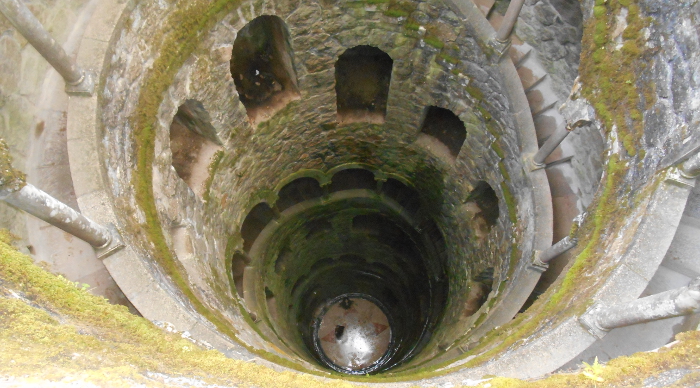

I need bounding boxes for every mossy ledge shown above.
[2,231,698,386]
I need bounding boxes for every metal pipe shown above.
[496,0,526,42]
[584,277,700,334]
[532,125,571,168]
[0,0,93,94]
[0,184,112,248]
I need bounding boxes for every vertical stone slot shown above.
[230,15,300,124]
[419,106,467,158]
[241,202,276,252]
[275,177,324,212]
[335,45,393,124]
[329,168,377,193]
[231,252,251,298]
[463,267,494,318]
[464,181,499,238]
[169,99,223,197]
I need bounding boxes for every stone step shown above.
[510,44,531,68]
[517,65,548,92]
[527,89,558,116]
[472,0,495,17]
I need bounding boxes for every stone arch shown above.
[275,177,324,212]
[335,45,393,124]
[169,99,223,197]
[240,202,276,252]
[230,15,300,124]
[419,106,467,158]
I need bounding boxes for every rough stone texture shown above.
[515,0,583,100]
[100,0,545,368]
[637,0,700,170]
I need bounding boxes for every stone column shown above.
[680,152,700,179]
[0,139,118,252]
[1,184,112,248]
[531,125,573,169]
[531,235,578,270]
[495,0,526,42]
[0,0,94,95]
[579,278,700,338]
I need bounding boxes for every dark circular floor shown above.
[314,295,392,373]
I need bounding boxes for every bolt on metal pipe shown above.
[1,184,112,248]
[580,277,700,338]
[0,0,94,95]
[496,0,526,42]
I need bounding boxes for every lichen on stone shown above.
[0,139,26,192]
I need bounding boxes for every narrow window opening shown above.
[231,252,251,298]
[276,177,324,212]
[335,45,393,124]
[230,15,300,124]
[464,181,499,238]
[241,203,276,252]
[463,267,494,318]
[329,168,377,193]
[170,99,223,197]
[419,106,467,158]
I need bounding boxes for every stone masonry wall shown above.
[100,0,542,363]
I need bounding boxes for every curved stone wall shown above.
[97,0,552,375]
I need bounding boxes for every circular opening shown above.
[313,294,394,374]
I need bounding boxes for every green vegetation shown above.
[579,0,653,157]
[0,232,353,387]
[131,0,248,351]
[0,139,26,192]
[424,35,445,49]
[202,150,224,203]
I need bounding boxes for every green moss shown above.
[491,141,505,159]
[499,182,517,224]
[403,20,421,31]
[465,84,485,102]
[0,237,358,387]
[131,0,248,350]
[579,0,653,159]
[424,35,445,49]
[384,8,409,17]
[0,139,26,192]
[437,52,460,65]
[202,150,224,203]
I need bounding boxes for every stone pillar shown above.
[0,139,120,255]
[0,0,94,95]
[680,152,700,179]
[495,0,526,42]
[579,278,700,339]
[531,125,572,169]
[1,184,112,248]
[531,235,578,269]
